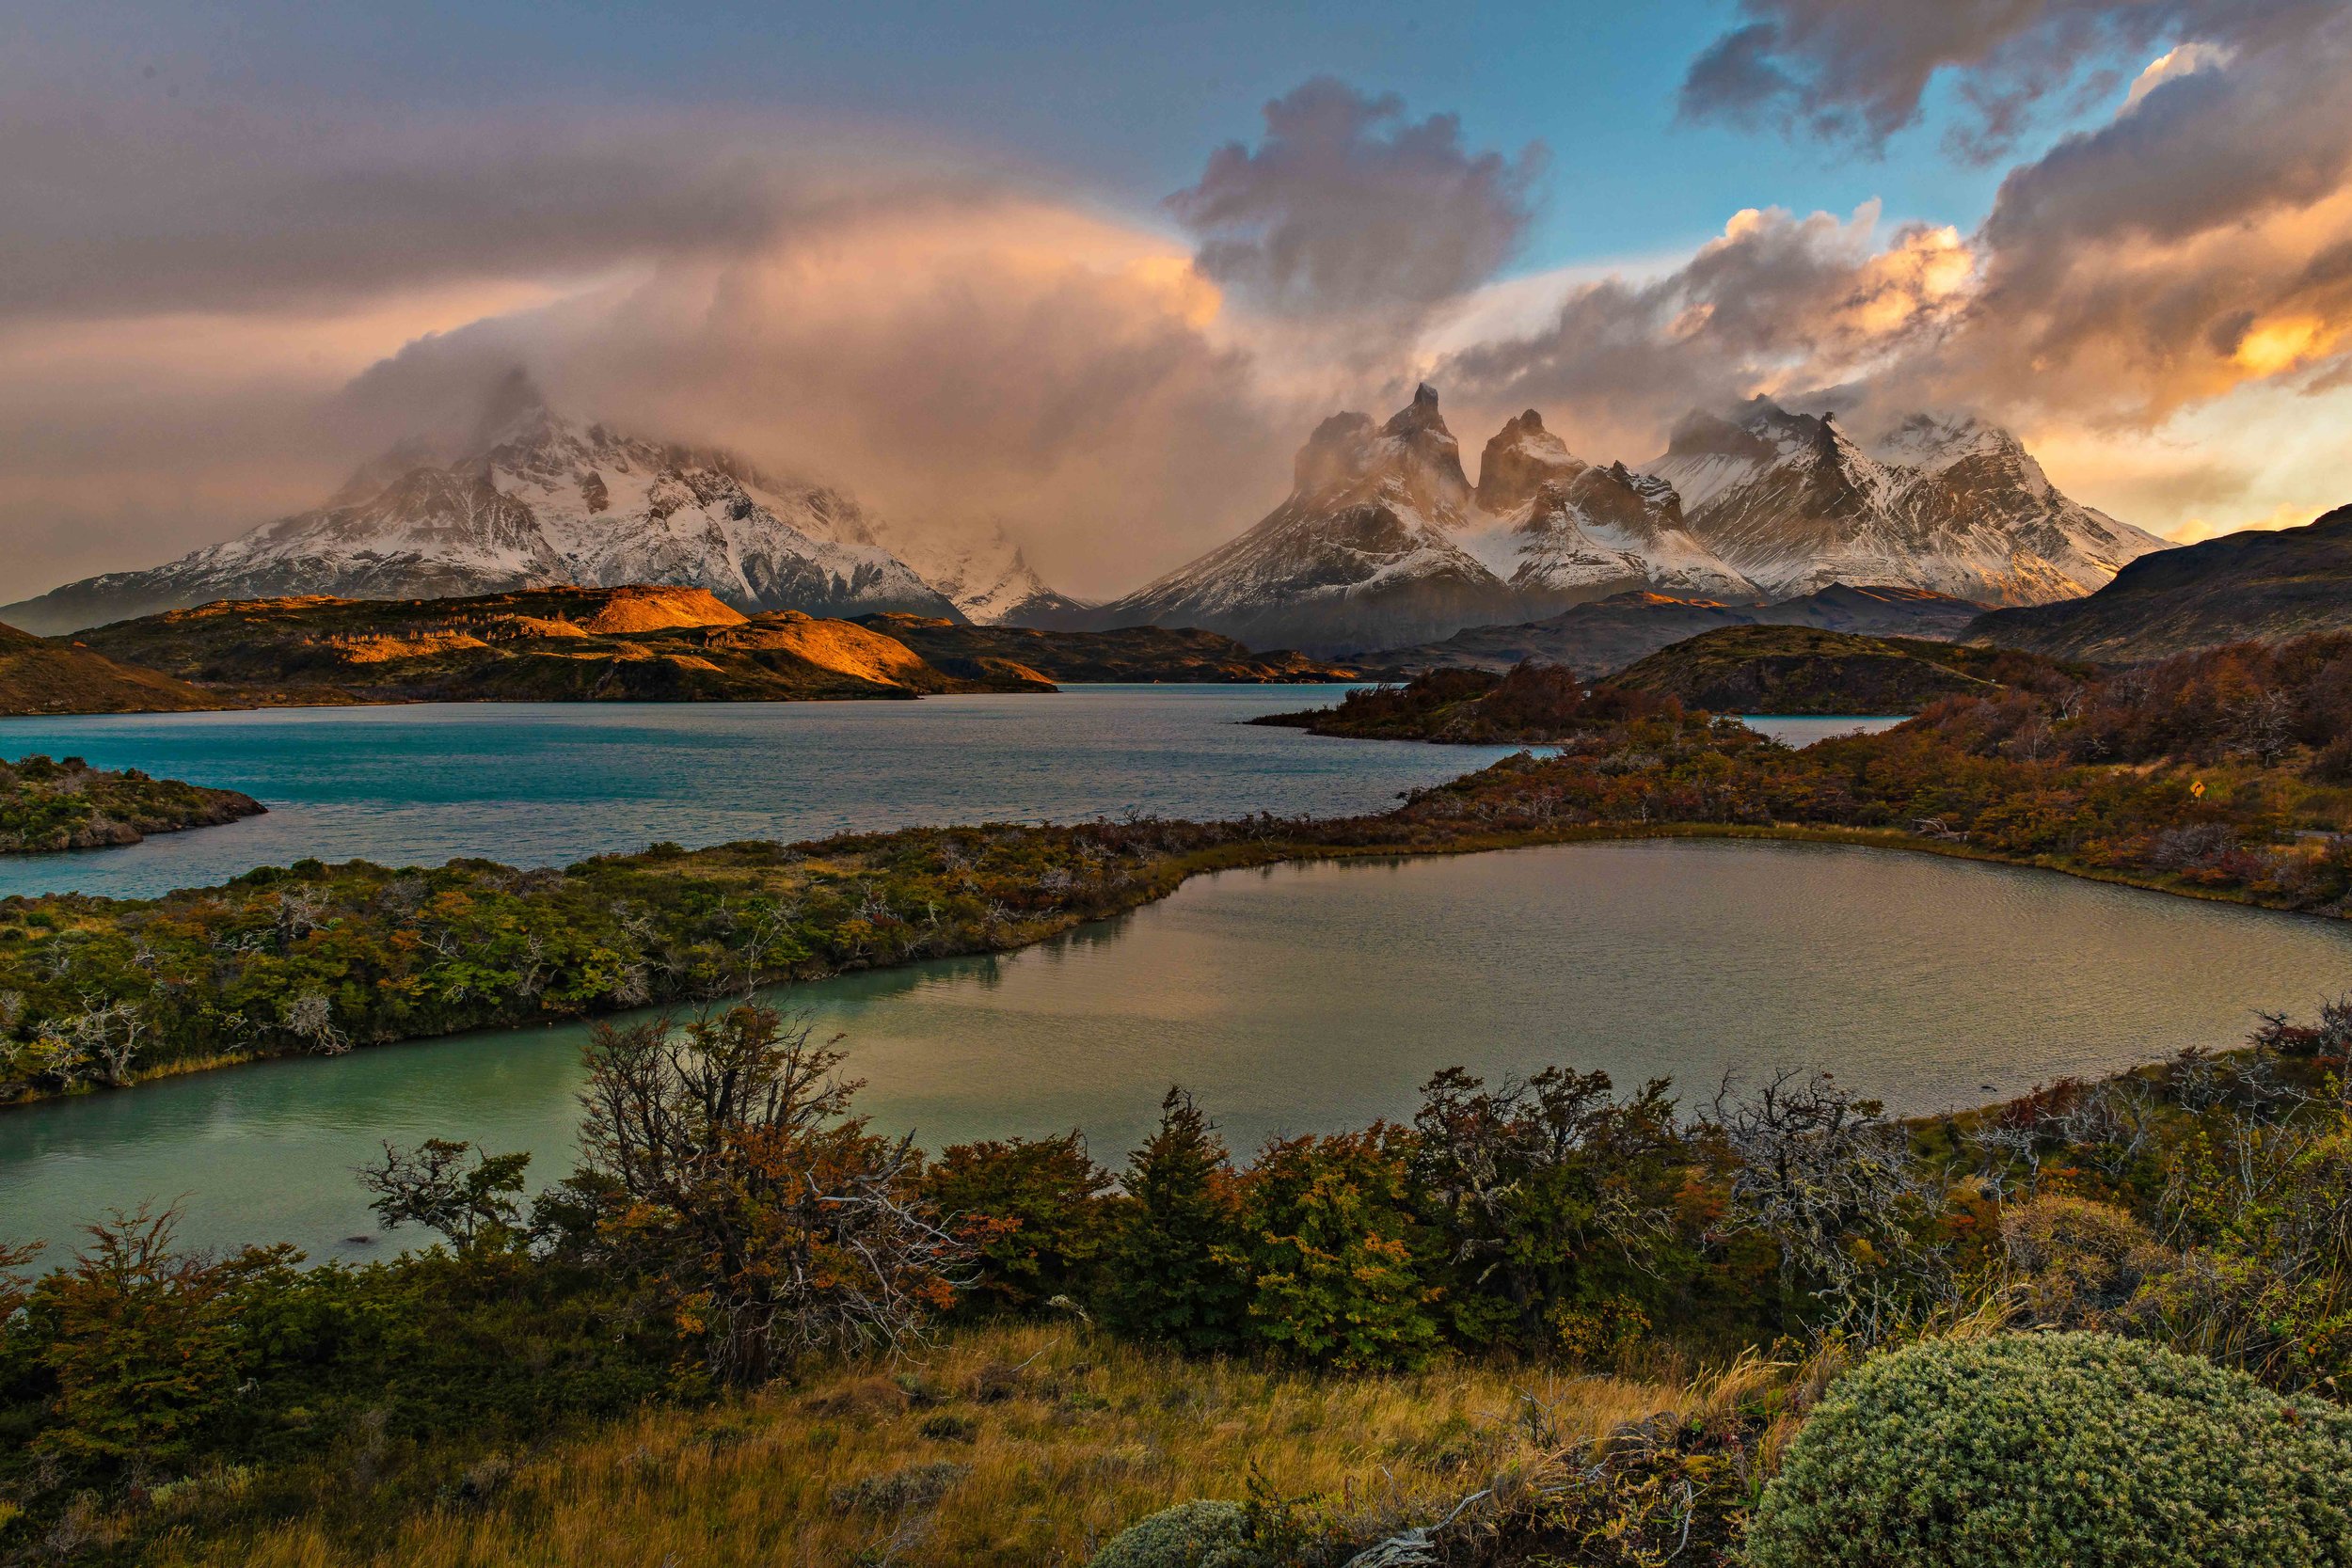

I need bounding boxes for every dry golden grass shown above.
[173,1324,1692,1568]
[723,612,941,687]
[577,587,747,634]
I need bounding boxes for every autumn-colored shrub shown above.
[923,1130,1116,1313]
[1230,1126,1438,1370]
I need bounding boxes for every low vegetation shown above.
[1610,625,2091,715]
[11,632,2352,1103]
[854,615,1361,685]
[1747,1333,2352,1568]
[19,588,1361,713]
[11,989,2352,1564]
[61,587,1024,705]
[0,624,226,719]
[0,756,262,857]
[1248,662,1680,742]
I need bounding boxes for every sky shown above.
[4,0,2349,598]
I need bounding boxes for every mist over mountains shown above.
[2,374,2173,653]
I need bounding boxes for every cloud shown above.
[1453,0,2352,499]
[1166,79,1547,327]
[1890,7,2352,427]
[343,194,1297,595]
[1677,0,2327,157]
[0,137,1310,600]
[1435,203,1973,459]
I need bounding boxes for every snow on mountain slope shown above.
[1458,459,1757,607]
[822,512,1089,626]
[0,376,1044,634]
[1091,386,1518,654]
[1644,399,2170,606]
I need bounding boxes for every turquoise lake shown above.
[0,687,1540,900]
[2,692,2311,1266]
[7,837,2348,1262]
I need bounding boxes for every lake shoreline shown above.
[7,813,2341,1112]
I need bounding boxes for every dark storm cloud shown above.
[1677,0,2328,157]
[0,100,982,323]
[1166,78,1549,319]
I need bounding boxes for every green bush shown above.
[1748,1332,2352,1568]
[1088,1499,1260,1568]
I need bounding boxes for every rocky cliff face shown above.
[1088,385,1519,653]
[1472,408,1587,514]
[1645,400,2169,606]
[1094,392,1763,654]
[1,378,1074,635]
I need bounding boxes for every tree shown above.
[1411,1065,1687,1352]
[1709,1069,1938,1341]
[1097,1088,1248,1352]
[575,1004,961,1384]
[923,1131,1115,1313]
[1234,1127,1438,1370]
[358,1137,532,1253]
[29,1204,293,1471]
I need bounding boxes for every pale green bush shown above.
[1748,1332,2352,1568]
[1089,1499,1262,1568]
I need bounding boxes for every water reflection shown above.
[6,837,2348,1262]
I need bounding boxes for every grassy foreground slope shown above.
[188,1323,1691,1568]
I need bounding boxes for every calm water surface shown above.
[7,838,2348,1261]
[0,688,1539,899]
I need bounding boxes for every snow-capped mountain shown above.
[1645,399,2170,606]
[1471,408,1587,513]
[1,376,1076,635]
[1458,425,1758,609]
[1093,394,1756,654]
[1089,386,1522,653]
[823,513,1090,626]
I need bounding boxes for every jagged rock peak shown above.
[1382,381,1449,436]
[1284,387,1470,524]
[1476,407,1589,514]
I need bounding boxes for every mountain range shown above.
[4,375,2174,655]
[1078,388,2170,655]
[0,374,1078,637]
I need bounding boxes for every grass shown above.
[152,1323,1692,1568]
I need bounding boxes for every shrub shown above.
[1088,1499,1261,1568]
[1747,1332,2352,1568]
[1999,1195,2169,1329]
[1232,1127,1438,1370]
[924,1131,1116,1313]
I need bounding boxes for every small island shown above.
[1257,626,2097,741]
[0,753,264,854]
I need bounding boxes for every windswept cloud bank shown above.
[7,0,2352,601]
[1442,0,2352,533]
